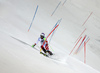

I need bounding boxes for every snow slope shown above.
[0,0,100,73]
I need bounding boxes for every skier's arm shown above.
[32,38,40,47]
[32,43,36,47]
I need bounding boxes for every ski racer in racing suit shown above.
[32,33,53,55]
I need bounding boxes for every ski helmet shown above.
[40,33,45,38]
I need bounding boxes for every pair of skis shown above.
[40,52,49,57]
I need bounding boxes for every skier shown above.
[32,33,53,55]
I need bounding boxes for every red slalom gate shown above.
[86,38,90,43]
[82,12,93,26]
[42,24,59,46]
[75,35,86,54]
[47,24,59,39]
[69,36,82,55]
[75,28,86,43]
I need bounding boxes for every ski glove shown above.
[32,43,36,47]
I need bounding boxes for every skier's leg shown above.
[41,45,46,53]
[47,50,53,55]
[45,44,53,55]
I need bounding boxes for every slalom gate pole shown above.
[51,1,61,16]
[82,12,93,26]
[69,36,82,55]
[76,36,90,53]
[49,19,62,44]
[75,35,86,54]
[49,30,55,44]
[84,42,86,63]
[47,25,59,39]
[74,36,89,54]
[86,38,90,43]
[48,18,62,35]
[75,28,86,43]
[51,19,62,31]
[62,0,67,6]
[75,41,84,54]
[28,5,38,32]
[42,24,59,46]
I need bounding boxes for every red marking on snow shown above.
[69,36,82,55]
[82,12,93,26]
